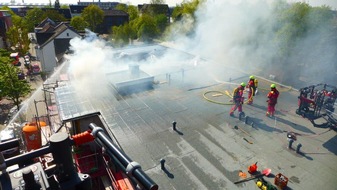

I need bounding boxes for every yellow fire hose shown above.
[203,78,294,106]
[203,87,254,105]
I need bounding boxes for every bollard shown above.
[251,122,254,128]
[296,143,302,153]
[160,159,166,170]
[172,121,177,131]
[288,139,294,149]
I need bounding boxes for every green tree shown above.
[70,16,89,31]
[172,0,204,21]
[0,51,32,110]
[115,4,128,12]
[307,6,334,32]
[23,7,45,32]
[268,2,337,84]
[0,7,30,55]
[42,9,67,22]
[155,14,168,33]
[136,14,158,42]
[127,5,139,21]
[112,24,132,46]
[115,4,138,21]
[0,6,16,16]
[81,5,104,32]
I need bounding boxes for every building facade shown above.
[35,19,80,74]
[0,10,12,49]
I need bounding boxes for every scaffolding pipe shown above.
[5,146,50,167]
[0,138,20,152]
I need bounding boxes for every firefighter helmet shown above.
[250,75,255,79]
[241,82,246,87]
[271,84,276,88]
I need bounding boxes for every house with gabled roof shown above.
[35,18,81,74]
[69,5,129,34]
[97,9,129,34]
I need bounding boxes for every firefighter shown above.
[230,82,246,116]
[246,75,257,105]
[266,84,279,117]
[254,76,259,95]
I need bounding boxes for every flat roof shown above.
[53,44,337,190]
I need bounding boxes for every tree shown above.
[266,2,337,84]
[81,5,104,32]
[127,5,139,21]
[70,16,89,31]
[23,7,45,32]
[112,24,132,46]
[42,9,67,22]
[135,14,158,42]
[172,0,204,21]
[155,14,168,33]
[0,7,30,54]
[116,4,138,21]
[115,4,128,12]
[150,0,165,4]
[0,50,32,110]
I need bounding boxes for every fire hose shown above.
[203,87,254,105]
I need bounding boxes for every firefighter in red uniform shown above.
[230,82,246,116]
[266,84,279,117]
[246,75,257,105]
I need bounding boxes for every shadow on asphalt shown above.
[247,117,283,133]
[323,134,337,155]
[274,117,316,134]
[162,167,174,179]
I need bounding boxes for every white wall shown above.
[56,29,80,39]
[38,28,81,73]
[41,42,56,73]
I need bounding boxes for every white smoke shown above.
[66,30,129,98]
[65,0,336,91]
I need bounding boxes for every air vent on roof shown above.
[106,64,154,95]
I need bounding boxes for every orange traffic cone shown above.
[248,162,258,174]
